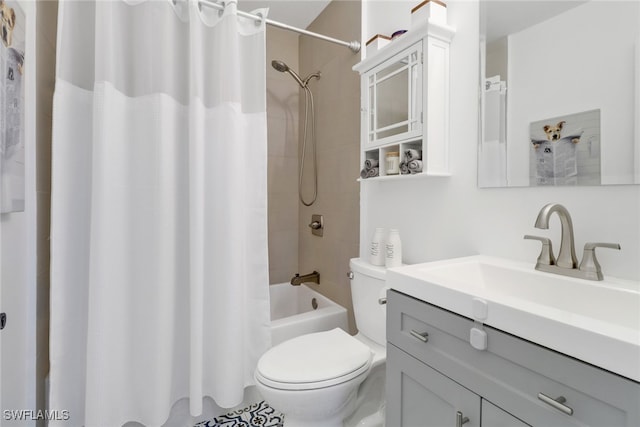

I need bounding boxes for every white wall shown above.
[507,1,638,186]
[362,0,414,60]
[1,0,37,423]
[361,0,640,282]
[485,36,506,80]
[1,212,30,419]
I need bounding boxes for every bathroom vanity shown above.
[385,256,640,427]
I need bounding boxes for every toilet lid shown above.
[256,328,372,390]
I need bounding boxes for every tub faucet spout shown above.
[290,271,320,286]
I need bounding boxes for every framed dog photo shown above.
[529,109,601,186]
[0,0,25,213]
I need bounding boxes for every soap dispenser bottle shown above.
[370,228,385,266]
[385,229,402,268]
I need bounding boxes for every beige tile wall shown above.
[266,27,300,284]
[36,0,57,421]
[298,0,361,333]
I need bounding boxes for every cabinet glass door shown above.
[367,42,422,146]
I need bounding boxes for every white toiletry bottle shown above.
[370,228,385,266]
[385,229,402,268]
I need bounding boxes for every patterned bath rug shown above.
[194,401,284,427]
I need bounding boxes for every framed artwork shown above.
[0,0,25,213]
[529,109,601,186]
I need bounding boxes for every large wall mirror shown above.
[478,0,640,188]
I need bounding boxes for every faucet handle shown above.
[579,242,621,281]
[583,242,621,251]
[524,235,556,266]
[308,221,322,230]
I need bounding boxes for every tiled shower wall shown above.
[266,27,300,284]
[36,0,57,421]
[298,1,361,333]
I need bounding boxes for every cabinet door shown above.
[387,344,480,427]
[363,42,423,148]
[482,400,530,427]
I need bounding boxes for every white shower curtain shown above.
[49,1,271,425]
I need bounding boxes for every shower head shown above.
[271,59,306,88]
[271,60,289,73]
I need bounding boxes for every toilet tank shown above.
[349,258,387,346]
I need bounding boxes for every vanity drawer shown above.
[387,288,473,366]
[478,326,640,427]
[387,290,640,427]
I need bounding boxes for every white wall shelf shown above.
[357,171,451,183]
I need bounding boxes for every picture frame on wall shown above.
[529,109,601,186]
[0,0,25,213]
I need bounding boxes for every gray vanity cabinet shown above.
[386,289,640,427]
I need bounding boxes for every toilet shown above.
[255,258,387,427]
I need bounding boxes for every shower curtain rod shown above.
[197,0,361,53]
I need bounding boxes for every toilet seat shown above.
[255,328,373,391]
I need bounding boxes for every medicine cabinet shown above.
[354,21,455,180]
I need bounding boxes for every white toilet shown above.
[255,258,387,427]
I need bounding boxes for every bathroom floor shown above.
[194,401,283,427]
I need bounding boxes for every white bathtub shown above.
[269,283,348,346]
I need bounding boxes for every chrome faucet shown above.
[525,203,620,281]
[290,271,320,286]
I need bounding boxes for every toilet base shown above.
[281,390,357,427]
[256,363,386,427]
[256,371,365,427]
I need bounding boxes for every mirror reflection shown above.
[377,67,408,130]
[479,0,640,187]
[367,48,421,144]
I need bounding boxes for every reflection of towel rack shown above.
[485,79,506,94]
[480,75,508,186]
[483,81,507,144]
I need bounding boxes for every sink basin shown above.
[387,255,640,381]
[412,257,640,330]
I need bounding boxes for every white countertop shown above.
[387,255,640,382]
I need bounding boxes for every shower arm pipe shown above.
[198,0,361,53]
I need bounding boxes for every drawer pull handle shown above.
[537,393,574,416]
[409,329,429,342]
[455,411,469,427]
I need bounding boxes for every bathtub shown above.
[269,282,348,346]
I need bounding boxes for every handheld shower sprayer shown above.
[271,60,319,88]
[270,59,320,206]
